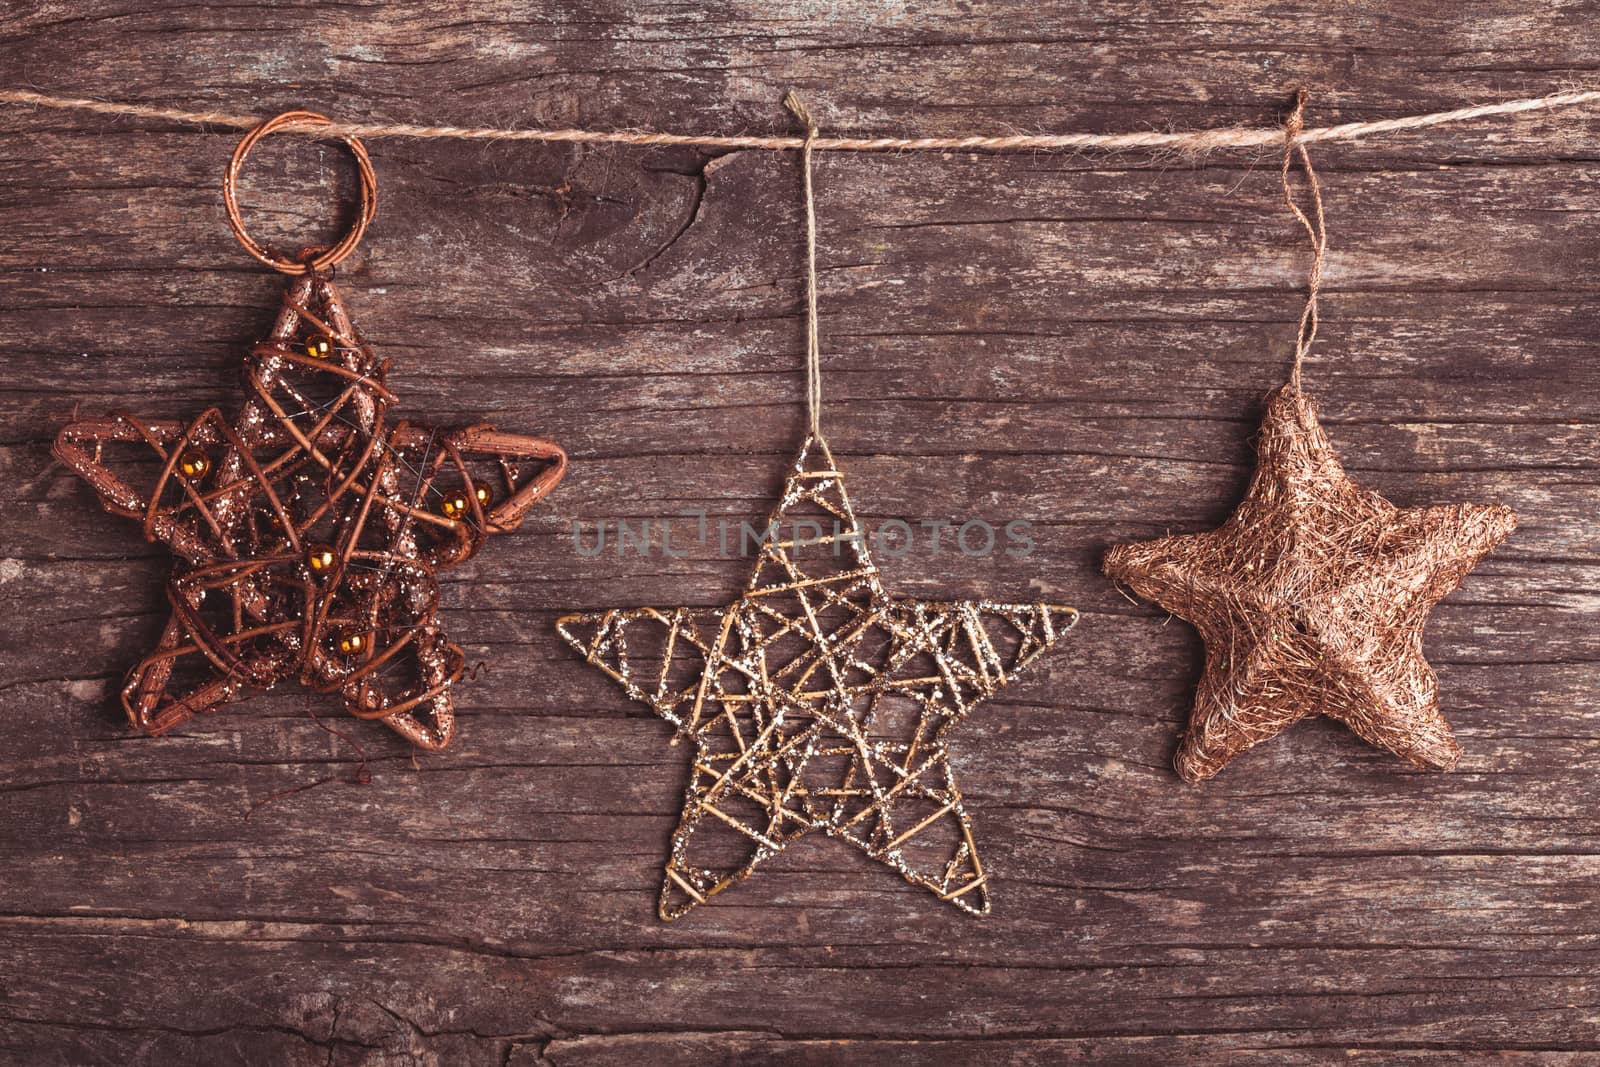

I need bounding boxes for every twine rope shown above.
[3,86,1599,154]
[784,91,824,436]
[1281,90,1328,393]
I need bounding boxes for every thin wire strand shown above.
[1281,90,1329,393]
[785,91,823,437]
[3,86,1598,154]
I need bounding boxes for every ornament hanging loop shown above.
[784,90,823,438]
[1281,89,1328,393]
[223,110,377,275]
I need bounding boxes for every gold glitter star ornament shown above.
[558,435,1078,919]
[1105,386,1515,782]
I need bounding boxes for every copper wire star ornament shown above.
[1105,386,1515,781]
[1105,92,1516,782]
[558,435,1078,918]
[52,111,567,749]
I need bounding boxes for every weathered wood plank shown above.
[3,1,1599,1063]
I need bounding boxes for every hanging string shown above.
[4,86,1599,154]
[785,90,824,438]
[1281,89,1328,394]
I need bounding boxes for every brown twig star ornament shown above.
[1105,92,1516,781]
[53,111,566,749]
[557,94,1078,919]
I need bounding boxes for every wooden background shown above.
[3,2,1598,1063]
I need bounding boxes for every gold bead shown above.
[305,544,337,573]
[305,333,336,360]
[337,631,367,656]
[474,485,492,508]
[440,493,471,520]
[177,449,211,480]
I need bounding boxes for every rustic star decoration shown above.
[1104,385,1516,782]
[557,434,1078,919]
[54,270,566,749]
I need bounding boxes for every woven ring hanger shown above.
[222,109,378,275]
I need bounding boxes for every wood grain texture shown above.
[2,2,1599,1063]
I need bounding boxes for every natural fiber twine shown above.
[4,86,1599,155]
